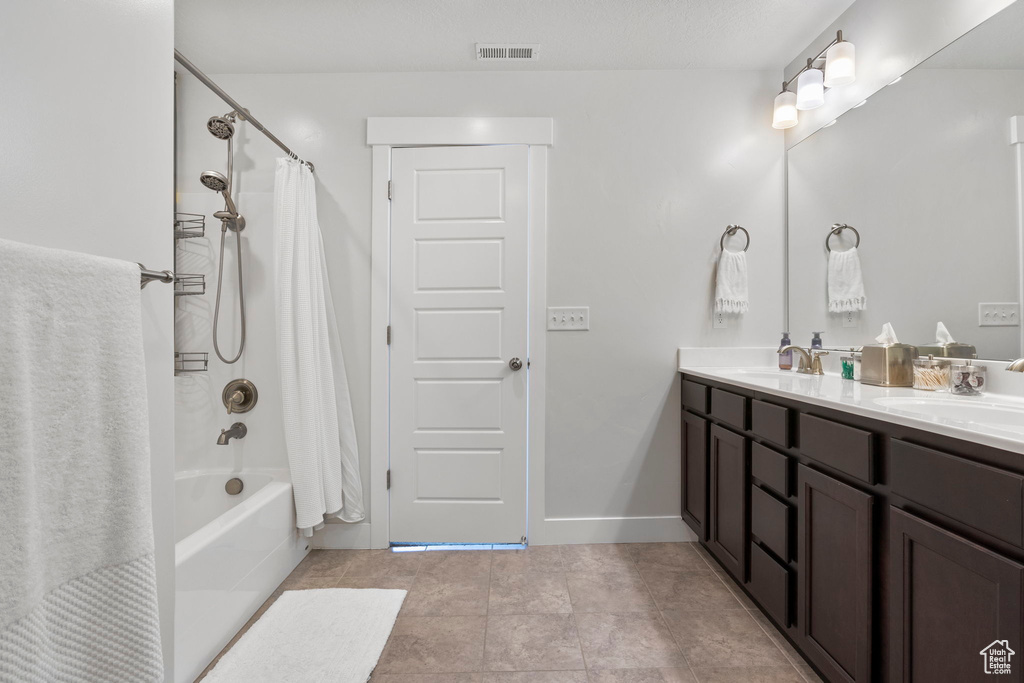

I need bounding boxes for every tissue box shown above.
[860,343,917,387]
[914,342,977,359]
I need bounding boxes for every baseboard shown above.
[529,515,698,546]
[311,521,374,549]
[311,517,698,548]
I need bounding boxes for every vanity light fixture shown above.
[772,30,855,129]
[823,35,856,87]
[796,62,825,110]
[772,87,799,129]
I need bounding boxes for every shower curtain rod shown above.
[174,49,315,171]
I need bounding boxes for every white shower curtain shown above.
[274,158,364,536]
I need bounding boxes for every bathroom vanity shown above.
[678,366,1024,683]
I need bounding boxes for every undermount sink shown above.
[872,397,1024,435]
[730,368,800,380]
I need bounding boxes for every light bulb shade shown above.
[824,40,856,87]
[796,68,825,110]
[772,90,798,129]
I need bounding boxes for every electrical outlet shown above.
[979,302,1020,327]
[547,307,589,331]
[842,310,859,328]
[713,311,728,328]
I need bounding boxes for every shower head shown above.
[207,115,236,140]
[200,170,229,193]
[199,170,238,217]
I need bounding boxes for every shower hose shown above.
[212,223,245,364]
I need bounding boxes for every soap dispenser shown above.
[778,332,792,370]
[811,331,824,350]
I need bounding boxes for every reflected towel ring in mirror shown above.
[826,223,860,252]
[720,224,750,253]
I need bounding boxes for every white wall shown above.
[175,69,785,543]
[788,68,1023,360]
[783,0,1015,147]
[0,1,175,679]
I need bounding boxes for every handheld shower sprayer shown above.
[199,170,243,230]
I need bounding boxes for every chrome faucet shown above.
[779,346,829,375]
[217,422,247,445]
[1008,358,1024,372]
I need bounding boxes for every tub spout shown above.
[217,422,247,445]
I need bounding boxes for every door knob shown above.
[509,357,523,371]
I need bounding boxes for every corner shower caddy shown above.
[174,212,209,376]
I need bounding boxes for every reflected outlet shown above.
[547,307,589,330]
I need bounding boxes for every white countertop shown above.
[677,364,1024,456]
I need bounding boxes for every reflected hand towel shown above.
[828,246,867,312]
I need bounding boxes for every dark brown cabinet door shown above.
[681,411,708,540]
[708,424,748,581]
[798,465,874,683]
[890,507,1024,683]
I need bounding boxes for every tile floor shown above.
[197,543,823,683]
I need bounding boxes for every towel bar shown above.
[138,263,175,288]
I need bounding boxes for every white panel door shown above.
[390,145,529,543]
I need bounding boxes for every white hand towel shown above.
[0,238,163,682]
[828,246,867,312]
[715,250,749,314]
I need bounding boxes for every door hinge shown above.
[387,469,391,489]
[387,180,392,200]
[386,325,391,345]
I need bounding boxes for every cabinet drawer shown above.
[751,484,792,560]
[682,380,710,414]
[798,414,874,484]
[750,541,791,627]
[891,439,1024,547]
[711,388,748,430]
[752,442,789,497]
[751,399,790,447]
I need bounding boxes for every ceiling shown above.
[175,0,856,74]
[919,0,1024,70]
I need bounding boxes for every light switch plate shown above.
[713,311,728,328]
[979,302,1020,327]
[548,307,589,331]
[842,310,859,328]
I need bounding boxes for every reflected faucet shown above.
[779,346,829,375]
[1008,358,1024,372]
[217,422,247,445]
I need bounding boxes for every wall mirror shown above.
[787,0,1024,361]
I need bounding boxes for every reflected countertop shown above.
[678,365,1024,456]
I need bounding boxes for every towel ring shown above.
[720,225,750,253]
[826,223,860,252]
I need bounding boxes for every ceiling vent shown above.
[476,43,540,61]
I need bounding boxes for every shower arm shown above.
[174,49,315,172]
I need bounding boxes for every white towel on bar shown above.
[0,238,163,682]
[715,249,749,314]
[828,246,867,312]
[274,158,365,536]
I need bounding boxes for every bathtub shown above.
[173,469,307,683]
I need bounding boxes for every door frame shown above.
[367,117,553,548]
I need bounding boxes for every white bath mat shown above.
[202,588,406,683]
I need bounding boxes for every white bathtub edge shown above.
[175,527,307,683]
